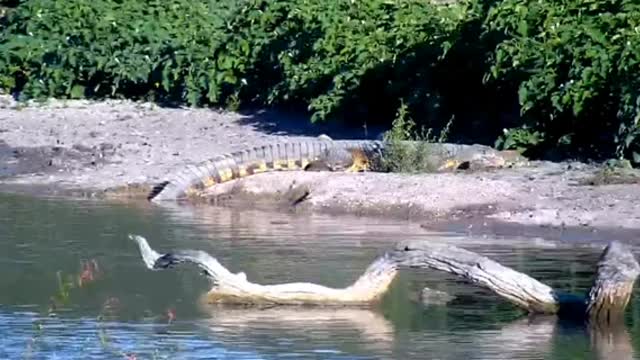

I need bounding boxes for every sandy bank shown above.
[2,95,640,233]
[201,163,640,230]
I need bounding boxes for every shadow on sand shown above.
[233,108,389,140]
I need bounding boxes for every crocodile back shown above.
[148,139,384,201]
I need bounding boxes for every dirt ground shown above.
[2,95,640,240]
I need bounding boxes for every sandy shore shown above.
[2,95,640,237]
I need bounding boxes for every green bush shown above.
[222,0,468,122]
[1,0,639,164]
[483,0,640,161]
[381,101,452,172]
[0,0,241,104]
[0,0,467,112]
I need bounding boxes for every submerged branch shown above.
[390,241,566,313]
[391,240,640,322]
[129,235,398,305]
[130,234,639,324]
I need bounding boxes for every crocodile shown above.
[147,136,528,202]
[147,137,385,201]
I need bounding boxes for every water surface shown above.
[0,192,638,359]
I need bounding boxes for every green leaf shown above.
[70,84,85,99]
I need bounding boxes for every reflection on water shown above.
[0,192,638,359]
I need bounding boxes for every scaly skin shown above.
[147,137,528,202]
[148,138,385,201]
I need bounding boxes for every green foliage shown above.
[0,0,469,113]
[0,0,241,104]
[484,0,640,161]
[50,270,74,308]
[381,101,452,173]
[1,0,640,164]
[221,0,470,122]
[494,126,544,154]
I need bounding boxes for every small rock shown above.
[420,287,455,306]
[72,144,92,153]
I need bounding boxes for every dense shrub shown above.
[483,0,640,161]
[1,0,639,163]
[221,0,468,122]
[0,0,242,104]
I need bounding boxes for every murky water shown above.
[1,192,639,359]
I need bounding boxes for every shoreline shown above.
[2,96,640,243]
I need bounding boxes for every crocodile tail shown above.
[147,139,336,201]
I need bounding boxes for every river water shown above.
[0,191,639,359]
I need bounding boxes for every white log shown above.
[391,240,640,319]
[390,240,566,313]
[129,234,398,305]
[130,233,639,322]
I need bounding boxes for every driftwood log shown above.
[130,235,397,305]
[391,240,640,324]
[129,234,639,324]
[585,242,640,323]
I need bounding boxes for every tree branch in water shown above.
[129,234,398,305]
[130,234,639,325]
[586,241,640,323]
[391,240,639,324]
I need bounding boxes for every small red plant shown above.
[78,259,101,287]
[166,308,176,324]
